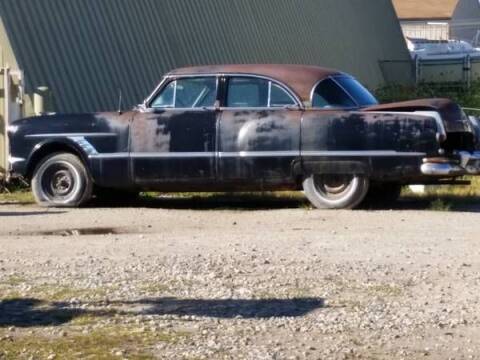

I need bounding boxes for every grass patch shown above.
[139,282,170,295]
[31,285,109,302]
[401,178,480,211]
[428,199,453,212]
[143,191,310,210]
[0,190,34,204]
[366,283,403,297]
[0,284,112,303]
[0,325,184,360]
[2,275,27,286]
[375,81,480,109]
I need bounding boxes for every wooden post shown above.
[1,67,10,184]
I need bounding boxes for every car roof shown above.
[167,64,345,103]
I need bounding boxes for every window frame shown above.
[310,76,364,110]
[148,75,220,110]
[223,75,300,110]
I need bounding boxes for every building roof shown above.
[0,0,412,113]
[393,0,459,20]
[169,64,343,102]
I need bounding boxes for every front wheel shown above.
[302,174,370,209]
[31,153,93,208]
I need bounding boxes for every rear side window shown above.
[227,78,269,108]
[226,77,296,108]
[151,77,217,108]
[270,83,296,107]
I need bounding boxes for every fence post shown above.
[414,55,420,85]
[465,54,472,88]
[3,67,10,184]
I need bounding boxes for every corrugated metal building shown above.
[0,0,412,176]
[451,0,480,45]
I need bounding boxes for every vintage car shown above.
[7,64,480,209]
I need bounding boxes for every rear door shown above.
[218,76,302,186]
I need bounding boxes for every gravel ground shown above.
[1,196,480,359]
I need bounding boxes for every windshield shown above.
[312,76,378,109]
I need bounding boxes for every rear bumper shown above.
[421,151,480,176]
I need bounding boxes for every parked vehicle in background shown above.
[7,64,480,209]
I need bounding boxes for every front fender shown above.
[23,138,91,179]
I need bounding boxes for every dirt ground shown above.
[0,195,480,359]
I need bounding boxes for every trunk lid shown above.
[363,98,471,133]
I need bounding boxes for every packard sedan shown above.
[8,65,480,209]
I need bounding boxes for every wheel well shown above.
[26,143,86,181]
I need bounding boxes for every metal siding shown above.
[451,0,480,43]
[0,0,412,114]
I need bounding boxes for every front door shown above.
[131,76,218,187]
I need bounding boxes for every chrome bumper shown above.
[421,151,480,176]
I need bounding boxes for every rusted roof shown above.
[392,0,459,20]
[169,64,343,103]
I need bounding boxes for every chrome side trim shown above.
[26,133,117,138]
[220,151,300,158]
[89,150,425,160]
[131,152,216,158]
[70,137,99,156]
[302,151,426,157]
[89,153,129,159]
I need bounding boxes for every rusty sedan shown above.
[7,65,480,209]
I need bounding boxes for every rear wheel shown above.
[31,153,93,208]
[302,174,370,209]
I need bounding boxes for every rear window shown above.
[335,77,378,107]
[312,77,378,109]
[312,78,356,109]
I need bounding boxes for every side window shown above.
[312,78,357,109]
[151,77,217,109]
[226,77,296,108]
[269,83,296,107]
[227,78,269,108]
[151,81,175,108]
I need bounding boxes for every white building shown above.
[394,0,480,44]
[393,0,459,40]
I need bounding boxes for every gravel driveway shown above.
[0,196,480,359]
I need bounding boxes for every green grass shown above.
[0,190,34,204]
[375,81,480,109]
[0,325,183,360]
[401,177,480,211]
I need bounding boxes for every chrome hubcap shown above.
[314,174,355,199]
[51,170,73,196]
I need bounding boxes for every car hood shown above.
[363,98,471,133]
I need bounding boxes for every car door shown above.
[218,76,302,187]
[131,76,219,186]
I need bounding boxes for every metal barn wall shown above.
[0,0,412,114]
